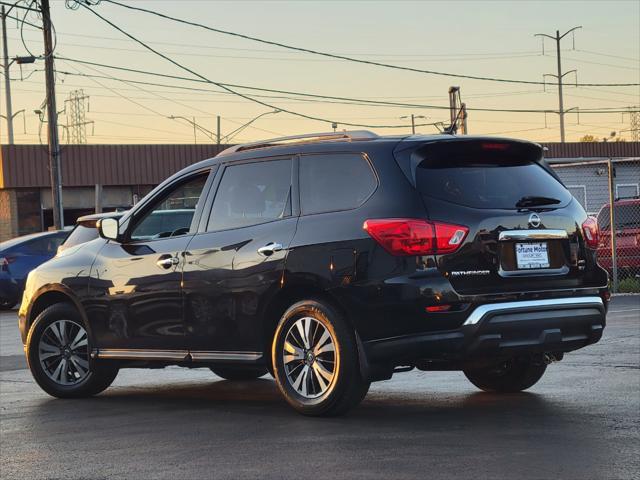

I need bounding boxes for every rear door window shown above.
[299,153,377,214]
[416,156,571,210]
[207,159,292,232]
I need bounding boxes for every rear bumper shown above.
[364,296,606,364]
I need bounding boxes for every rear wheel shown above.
[463,357,547,393]
[26,303,119,398]
[210,365,268,380]
[272,299,369,416]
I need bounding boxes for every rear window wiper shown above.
[515,196,562,208]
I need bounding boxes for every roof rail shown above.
[217,130,379,157]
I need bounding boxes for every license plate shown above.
[515,242,550,269]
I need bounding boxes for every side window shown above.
[207,159,292,232]
[130,173,208,241]
[299,153,377,215]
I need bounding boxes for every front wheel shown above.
[463,357,547,393]
[272,299,369,416]
[26,303,119,398]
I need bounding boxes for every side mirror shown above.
[98,217,120,241]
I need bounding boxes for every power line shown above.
[80,0,638,88]
[52,58,640,114]
[73,3,455,131]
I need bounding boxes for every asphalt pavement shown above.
[1,296,638,480]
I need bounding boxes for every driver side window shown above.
[130,173,208,241]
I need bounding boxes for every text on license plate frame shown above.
[515,242,550,269]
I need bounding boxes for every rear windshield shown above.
[416,156,571,210]
[597,204,640,229]
[62,224,99,248]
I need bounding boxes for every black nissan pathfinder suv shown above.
[19,132,609,416]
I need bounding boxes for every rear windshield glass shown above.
[416,157,571,210]
[62,224,99,248]
[597,204,640,229]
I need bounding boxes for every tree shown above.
[580,134,597,142]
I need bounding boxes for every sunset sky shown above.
[2,0,639,144]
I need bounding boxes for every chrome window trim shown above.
[462,296,604,326]
[498,229,568,241]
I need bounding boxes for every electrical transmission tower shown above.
[630,111,639,142]
[64,89,94,144]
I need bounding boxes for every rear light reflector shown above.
[582,217,599,249]
[426,304,451,312]
[363,218,468,256]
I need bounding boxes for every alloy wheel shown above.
[282,316,337,399]
[38,319,90,385]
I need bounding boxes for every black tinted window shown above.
[300,153,376,214]
[131,173,208,240]
[208,159,292,231]
[416,156,571,210]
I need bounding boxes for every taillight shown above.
[363,218,468,256]
[582,217,599,249]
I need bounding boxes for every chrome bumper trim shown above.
[462,296,604,326]
[498,229,568,241]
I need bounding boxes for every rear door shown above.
[401,139,607,295]
[182,157,297,358]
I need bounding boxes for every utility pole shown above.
[216,115,221,146]
[41,0,64,229]
[447,86,467,134]
[400,114,426,135]
[535,26,581,143]
[2,6,14,144]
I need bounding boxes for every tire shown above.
[210,365,268,380]
[271,299,370,416]
[463,357,547,393]
[0,299,17,310]
[26,303,119,398]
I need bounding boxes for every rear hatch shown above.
[393,137,607,295]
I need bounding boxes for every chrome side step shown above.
[93,349,263,362]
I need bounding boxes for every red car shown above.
[597,197,640,278]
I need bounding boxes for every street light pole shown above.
[535,26,582,143]
[400,114,426,135]
[41,0,64,229]
[1,6,14,144]
[221,110,280,143]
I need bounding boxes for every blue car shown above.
[0,230,69,309]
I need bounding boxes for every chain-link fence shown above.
[550,158,640,293]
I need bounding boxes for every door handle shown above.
[257,242,283,257]
[156,256,179,269]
